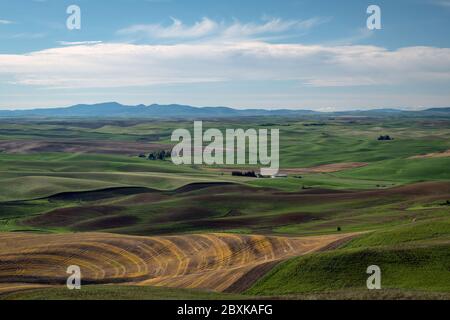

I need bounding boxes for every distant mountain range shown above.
[0,102,449,119]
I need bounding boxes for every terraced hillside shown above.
[0,232,355,295]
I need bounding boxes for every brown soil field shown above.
[0,140,171,155]
[0,232,357,294]
[47,187,156,202]
[205,162,368,174]
[25,205,123,228]
[409,149,450,159]
[281,162,368,174]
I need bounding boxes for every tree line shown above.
[139,150,171,161]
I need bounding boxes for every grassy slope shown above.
[1,155,449,202]
[246,218,450,296]
[0,153,247,202]
[1,151,449,198]
[336,157,450,183]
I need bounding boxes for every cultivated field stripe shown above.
[0,232,357,293]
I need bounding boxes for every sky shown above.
[0,0,450,110]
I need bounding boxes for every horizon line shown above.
[1,101,449,113]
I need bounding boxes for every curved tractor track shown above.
[0,232,355,294]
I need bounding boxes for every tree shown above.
[157,150,166,160]
[231,171,257,178]
[147,150,171,161]
[378,135,393,141]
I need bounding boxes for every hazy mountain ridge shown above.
[0,102,449,118]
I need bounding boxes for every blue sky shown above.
[0,0,450,110]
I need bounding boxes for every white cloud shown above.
[0,19,13,25]
[118,17,219,40]
[221,17,324,38]
[117,17,326,41]
[58,41,103,46]
[324,28,374,46]
[0,42,449,90]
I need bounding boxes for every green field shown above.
[247,218,450,296]
[0,116,449,300]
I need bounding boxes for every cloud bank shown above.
[0,41,449,90]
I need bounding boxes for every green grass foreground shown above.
[246,218,450,296]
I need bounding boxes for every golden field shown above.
[0,232,355,294]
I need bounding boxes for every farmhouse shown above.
[271,173,288,178]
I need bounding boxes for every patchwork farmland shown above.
[0,115,449,300]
